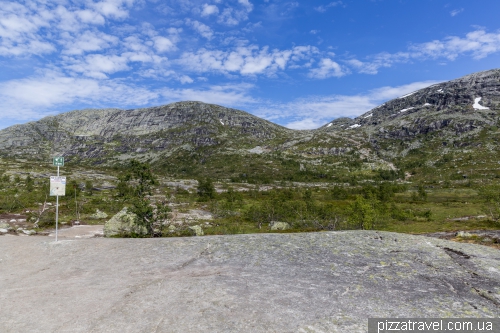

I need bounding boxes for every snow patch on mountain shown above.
[473,97,489,110]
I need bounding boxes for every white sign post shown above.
[51,157,65,241]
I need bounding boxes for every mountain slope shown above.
[0,69,499,181]
[0,101,293,162]
[353,69,500,157]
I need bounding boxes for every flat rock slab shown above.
[47,225,104,239]
[1,231,499,332]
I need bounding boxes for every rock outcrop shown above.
[103,207,145,237]
[1,231,499,332]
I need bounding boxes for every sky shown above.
[1,0,500,130]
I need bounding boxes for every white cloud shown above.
[75,9,106,25]
[186,19,213,39]
[0,72,256,127]
[450,8,464,17]
[201,4,219,17]
[410,29,500,60]
[308,58,348,79]
[367,81,441,100]
[65,54,130,78]
[237,0,253,11]
[0,73,158,123]
[61,30,118,55]
[217,0,254,26]
[178,75,194,84]
[346,52,409,74]
[348,29,500,74]
[256,80,440,129]
[0,2,55,56]
[0,0,137,57]
[123,35,150,52]
[314,1,343,13]
[153,36,176,52]
[159,83,256,106]
[92,0,136,20]
[284,118,330,130]
[178,45,316,75]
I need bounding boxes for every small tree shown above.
[26,174,34,192]
[478,186,500,222]
[348,195,376,230]
[116,175,132,198]
[124,160,170,237]
[197,177,216,201]
[411,185,427,202]
[85,180,93,196]
[417,185,427,201]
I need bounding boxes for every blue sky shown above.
[1,0,500,130]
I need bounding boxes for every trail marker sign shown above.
[53,157,64,167]
[50,176,66,196]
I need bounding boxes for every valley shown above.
[0,69,499,243]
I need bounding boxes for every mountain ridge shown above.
[0,68,498,180]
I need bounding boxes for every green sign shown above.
[53,157,64,167]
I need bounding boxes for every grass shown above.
[1,155,499,244]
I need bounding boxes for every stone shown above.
[1,231,500,332]
[168,225,177,232]
[0,228,8,234]
[456,231,473,238]
[103,207,146,237]
[22,230,36,235]
[90,209,108,219]
[188,225,204,236]
[270,221,290,231]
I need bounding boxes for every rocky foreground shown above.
[1,231,499,332]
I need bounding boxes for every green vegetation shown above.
[0,140,499,241]
[112,160,171,237]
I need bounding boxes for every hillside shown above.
[1,69,500,243]
[0,101,292,161]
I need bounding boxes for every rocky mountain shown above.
[0,101,293,161]
[0,69,499,180]
[350,69,500,159]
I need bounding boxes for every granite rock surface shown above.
[1,231,499,332]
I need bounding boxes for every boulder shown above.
[103,208,146,237]
[270,221,290,231]
[456,231,473,238]
[188,225,204,236]
[90,209,108,219]
[0,228,8,234]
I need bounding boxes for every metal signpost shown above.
[51,157,65,241]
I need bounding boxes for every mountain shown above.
[0,69,499,181]
[0,101,292,161]
[351,69,500,159]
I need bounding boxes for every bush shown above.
[197,178,216,201]
[347,195,376,230]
